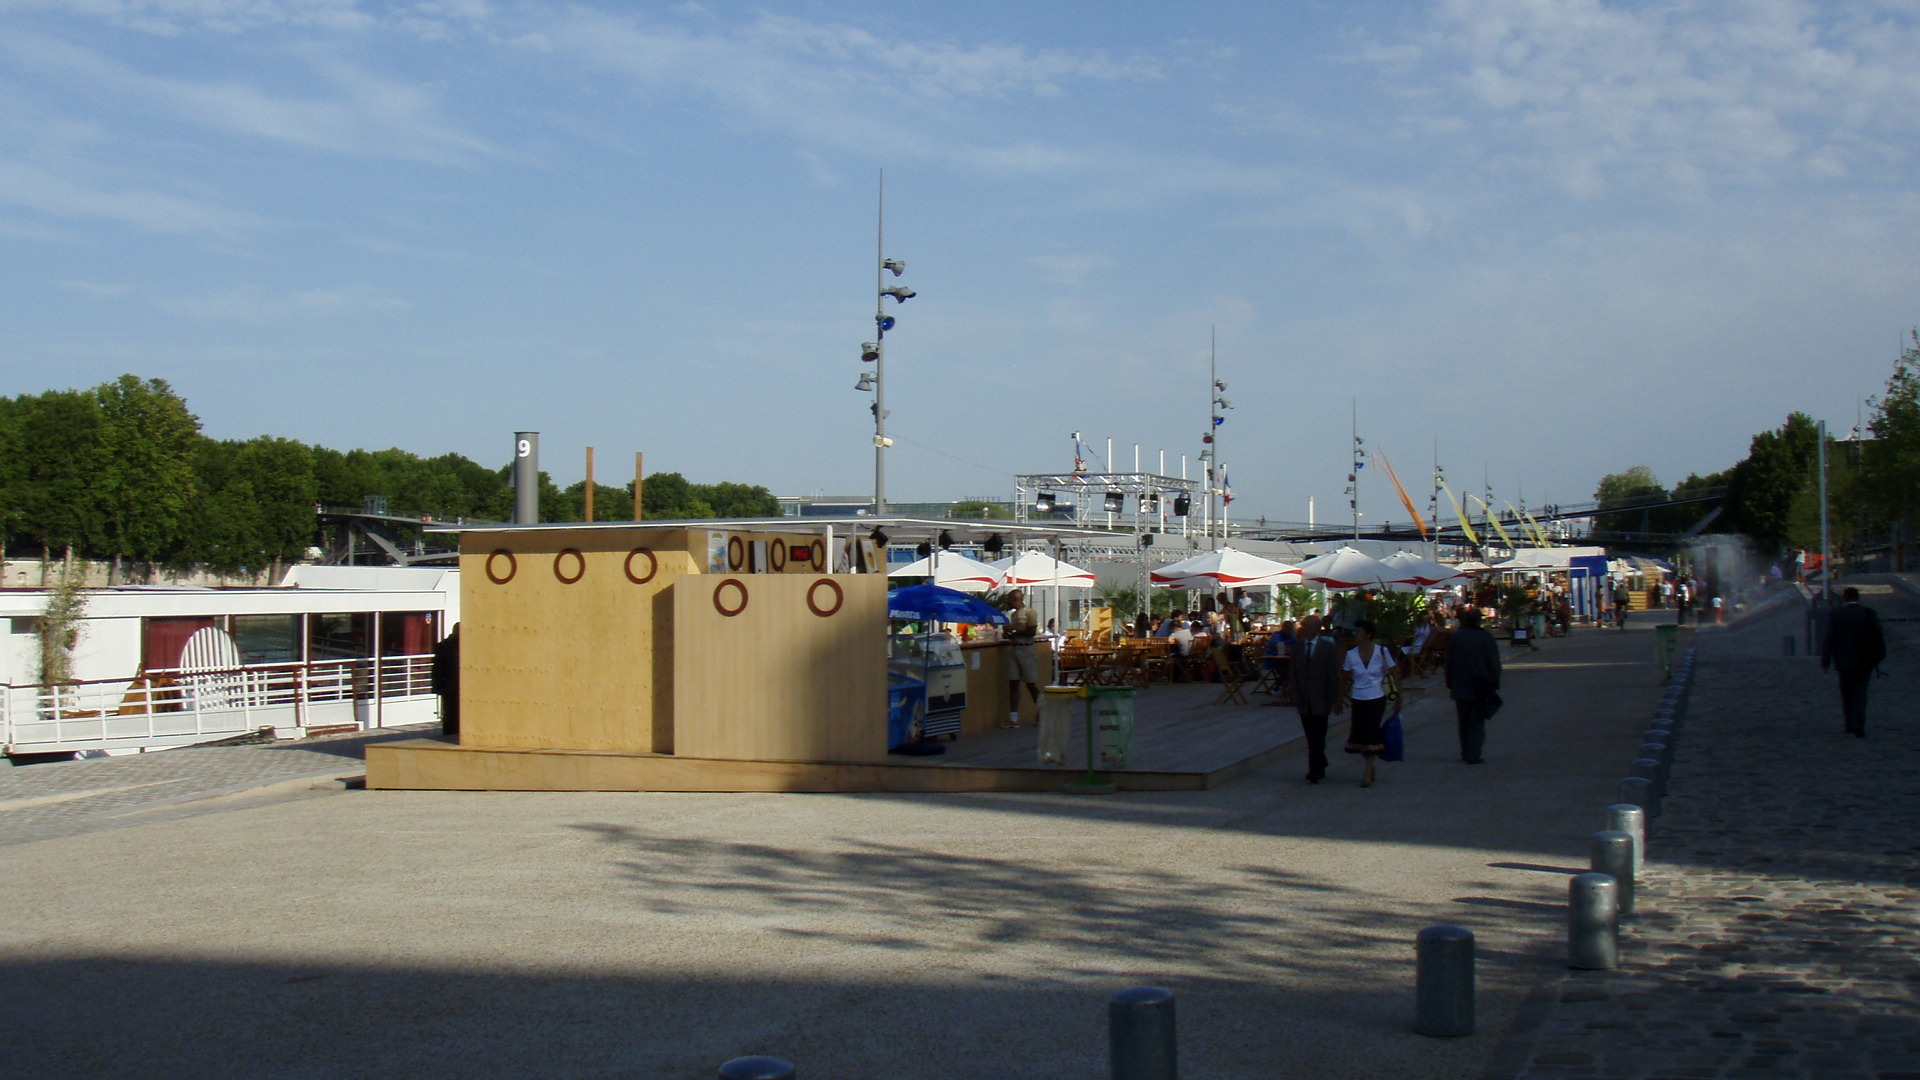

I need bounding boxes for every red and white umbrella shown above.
[1149,547,1302,589]
[990,551,1096,589]
[1296,547,1405,590]
[1380,551,1468,587]
[887,550,1008,593]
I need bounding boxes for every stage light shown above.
[984,533,1005,556]
[1104,491,1124,513]
[1035,492,1056,513]
[861,342,880,362]
[882,286,916,303]
[1173,494,1191,516]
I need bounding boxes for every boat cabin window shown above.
[233,614,302,665]
[310,613,372,661]
[380,612,438,657]
[144,616,219,671]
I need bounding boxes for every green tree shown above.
[91,375,201,576]
[1865,330,1920,543]
[1723,412,1820,552]
[640,472,715,519]
[1591,466,1665,541]
[950,500,1013,520]
[16,389,104,560]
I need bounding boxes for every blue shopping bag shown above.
[1380,712,1405,762]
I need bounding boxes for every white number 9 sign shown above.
[517,439,531,458]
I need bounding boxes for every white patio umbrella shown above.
[887,550,1008,593]
[1149,547,1302,590]
[1380,550,1469,587]
[1295,546,1404,590]
[990,551,1096,589]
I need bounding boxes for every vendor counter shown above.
[957,640,1055,735]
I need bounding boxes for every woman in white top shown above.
[1339,618,1396,788]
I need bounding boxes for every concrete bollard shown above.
[1568,872,1621,969]
[1639,742,1671,796]
[1629,761,1664,816]
[1619,776,1658,820]
[1606,803,1646,874]
[719,1057,796,1080]
[1591,830,1636,915]
[1648,716,1678,752]
[1414,924,1476,1037]
[1110,986,1177,1080]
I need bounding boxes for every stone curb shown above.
[92,769,368,821]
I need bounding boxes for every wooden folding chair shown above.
[1210,647,1251,705]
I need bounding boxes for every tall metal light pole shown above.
[858,171,913,516]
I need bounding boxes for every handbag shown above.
[1380,712,1405,762]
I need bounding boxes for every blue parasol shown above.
[887,583,1009,625]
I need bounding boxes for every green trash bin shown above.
[1038,685,1084,766]
[1088,686,1137,771]
[1654,624,1679,678]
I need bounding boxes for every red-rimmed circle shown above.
[811,539,826,569]
[727,535,745,571]
[806,578,844,617]
[485,549,517,585]
[770,538,788,572]
[713,578,749,617]
[553,548,586,585]
[623,547,658,584]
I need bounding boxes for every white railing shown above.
[2,654,438,755]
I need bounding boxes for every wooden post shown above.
[634,451,644,521]
[585,446,595,523]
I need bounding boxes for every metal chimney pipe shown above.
[514,431,540,525]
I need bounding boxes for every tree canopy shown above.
[0,375,783,575]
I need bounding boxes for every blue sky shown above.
[3,0,1917,526]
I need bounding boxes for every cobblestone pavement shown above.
[0,723,432,846]
[1507,576,1920,1080]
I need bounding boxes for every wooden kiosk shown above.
[366,519,1109,793]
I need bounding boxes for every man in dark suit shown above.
[1445,607,1503,763]
[1821,586,1887,737]
[1289,614,1342,783]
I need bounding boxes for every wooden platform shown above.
[366,683,1332,794]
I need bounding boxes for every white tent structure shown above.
[1296,547,1406,590]
[1149,547,1302,590]
[887,550,1008,593]
[991,551,1096,589]
[1380,551,1469,587]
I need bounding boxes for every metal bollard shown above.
[1414,925,1476,1037]
[1606,803,1646,874]
[1619,776,1658,820]
[1648,716,1679,752]
[1110,986,1177,1080]
[1568,872,1620,969]
[1630,760,1663,816]
[1639,741,1671,796]
[1591,830,1636,915]
[719,1057,796,1080]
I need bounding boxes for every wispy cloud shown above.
[1393,0,1920,197]
[546,10,1156,171]
[150,282,408,322]
[3,32,498,164]
[1025,252,1113,286]
[0,0,490,39]
[0,158,267,235]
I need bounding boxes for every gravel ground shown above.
[1503,575,1920,1080]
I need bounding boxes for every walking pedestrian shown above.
[1004,589,1040,728]
[1288,614,1341,784]
[1339,618,1394,788]
[1444,607,1502,764]
[1820,586,1887,737]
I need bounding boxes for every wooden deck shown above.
[365,681,1362,794]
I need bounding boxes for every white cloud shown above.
[1400,0,1920,196]
[151,283,408,321]
[1025,253,1113,286]
[0,157,267,235]
[0,0,493,38]
[3,33,498,164]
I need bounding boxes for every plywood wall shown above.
[459,528,698,752]
[671,573,887,763]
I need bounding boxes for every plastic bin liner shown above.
[1089,686,1137,771]
[1038,685,1083,765]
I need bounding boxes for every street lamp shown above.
[855,171,914,516]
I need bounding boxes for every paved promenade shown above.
[0,623,1696,1078]
[0,723,430,845]
[1507,577,1920,1079]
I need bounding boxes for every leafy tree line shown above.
[1595,331,1920,561]
[0,375,780,576]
